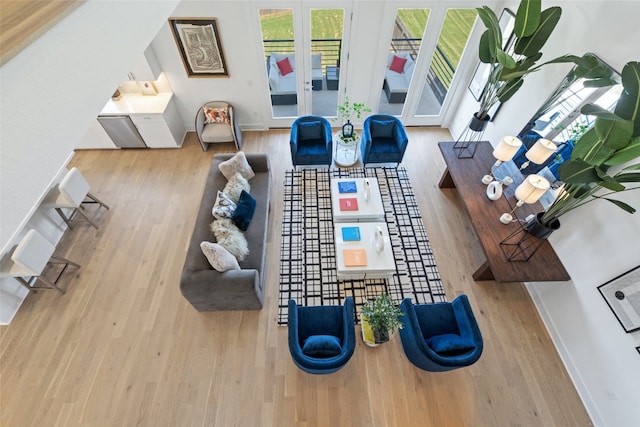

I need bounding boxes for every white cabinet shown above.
[77,119,117,149]
[127,46,161,81]
[129,96,185,148]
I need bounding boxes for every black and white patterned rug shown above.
[278,167,446,325]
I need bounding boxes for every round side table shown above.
[334,132,360,167]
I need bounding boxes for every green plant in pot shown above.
[333,96,371,141]
[458,0,587,157]
[361,294,404,345]
[531,61,640,237]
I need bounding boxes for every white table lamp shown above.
[519,138,558,170]
[482,136,523,184]
[499,174,550,224]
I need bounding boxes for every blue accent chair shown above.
[361,115,408,166]
[290,116,333,167]
[398,295,483,372]
[288,297,356,374]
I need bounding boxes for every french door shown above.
[255,2,479,128]
[374,3,478,126]
[256,2,352,128]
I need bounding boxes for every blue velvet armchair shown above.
[398,295,483,372]
[290,116,333,167]
[288,297,356,374]
[360,115,408,166]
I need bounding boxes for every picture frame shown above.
[467,8,516,107]
[598,265,640,333]
[169,18,228,77]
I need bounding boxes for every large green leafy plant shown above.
[540,61,640,225]
[476,0,582,120]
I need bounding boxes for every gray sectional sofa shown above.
[180,153,271,311]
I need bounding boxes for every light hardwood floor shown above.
[0,129,592,426]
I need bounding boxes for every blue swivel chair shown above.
[290,116,333,167]
[398,295,483,372]
[361,115,408,166]
[288,297,356,374]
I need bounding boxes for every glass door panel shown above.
[259,9,298,118]
[379,8,430,116]
[308,8,343,117]
[415,8,476,116]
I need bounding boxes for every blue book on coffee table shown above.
[338,181,357,193]
[341,226,361,241]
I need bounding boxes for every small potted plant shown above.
[361,293,404,345]
[333,96,371,141]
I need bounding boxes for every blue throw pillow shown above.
[426,333,475,355]
[298,121,323,140]
[231,190,256,231]
[302,334,342,357]
[370,119,395,138]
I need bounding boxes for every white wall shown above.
[448,2,640,426]
[0,0,180,323]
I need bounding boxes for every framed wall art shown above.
[169,18,228,77]
[598,265,640,333]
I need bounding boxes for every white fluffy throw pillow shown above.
[218,151,255,181]
[200,241,240,272]
[212,191,237,220]
[210,218,249,261]
[223,172,251,203]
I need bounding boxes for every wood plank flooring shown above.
[0,1,83,66]
[0,129,592,426]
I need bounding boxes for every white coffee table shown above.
[334,222,395,280]
[331,177,385,222]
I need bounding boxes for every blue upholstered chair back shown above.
[288,297,356,374]
[290,116,333,167]
[398,295,483,372]
[361,115,408,166]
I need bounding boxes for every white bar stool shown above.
[42,167,109,229]
[0,229,80,294]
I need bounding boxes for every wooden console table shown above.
[438,141,570,282]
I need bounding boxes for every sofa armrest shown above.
[180,268,263,311]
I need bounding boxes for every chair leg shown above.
[36,274,66,294]
[86,192,109,209]
[51,255,81,269]
[15,277,35,293]
[73,207,99,229]
[55,208,75,229]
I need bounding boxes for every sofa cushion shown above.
[298,121,323,140]
[210,218,249,261]
[302,335,342,357]
[426,333,475,355]
[389,54,407,73]
[371,119,396,138]
[212,191,236,220]
[232,190,256,231]
[219,151,256,181]
[203,106,230,124]
[277,57,294,76]
[223,173,250,203]
[200,241,240,272]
